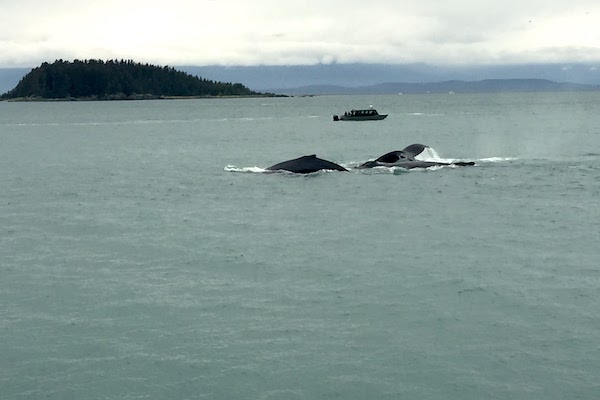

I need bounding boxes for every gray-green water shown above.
[1,93,599,399]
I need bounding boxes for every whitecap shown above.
[224,166,268,173]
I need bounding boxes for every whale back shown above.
[267,155,348,174]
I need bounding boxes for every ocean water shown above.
[1,93,599,399]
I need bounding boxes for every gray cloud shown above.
[1,0,599,67]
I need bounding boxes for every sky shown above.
[1,0,600,68]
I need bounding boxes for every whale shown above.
[266,154,348,174]
[357,144,475,169]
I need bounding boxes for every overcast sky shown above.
[1,0,599,68]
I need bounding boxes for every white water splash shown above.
[224,166,268,173]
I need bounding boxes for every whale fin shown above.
[357,144,474,169]
[400,144,428,160]
[375,151,404,163]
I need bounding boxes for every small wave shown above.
[407,112,443,116]
[355,164,451,174]
[224,166,268,173]
[458,286,486,295]
[224,166,352,174]
[356,165,402,174]
[238,117,274,121]
[478,157,517,163]
[391,164,450,174]
[391,167,410,174]
[4,119,189,127]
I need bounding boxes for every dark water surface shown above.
[1,93,599,399]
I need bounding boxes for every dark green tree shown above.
[1,59,265,99]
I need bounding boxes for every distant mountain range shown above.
[2,62,600,96]
[179,63,600,92]
[271,79,599,96]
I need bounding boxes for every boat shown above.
[333,108,388,121]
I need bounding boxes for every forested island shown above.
[1,59,272,100]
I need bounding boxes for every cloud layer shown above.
[1,0,599,67]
